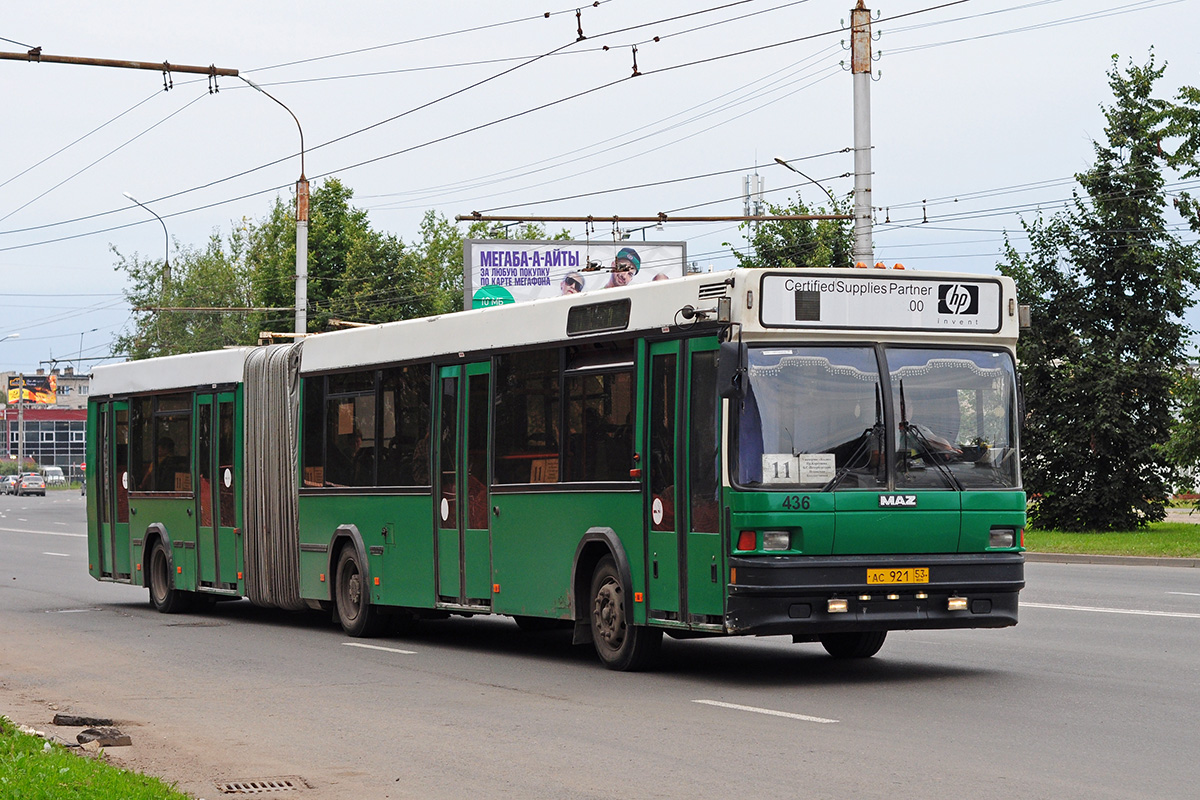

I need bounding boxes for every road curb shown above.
[1026,552,1200,568]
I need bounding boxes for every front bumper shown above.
[726,552,1024,635]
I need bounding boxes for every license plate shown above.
[867,567,929,585]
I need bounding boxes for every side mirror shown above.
[717,341,747,399]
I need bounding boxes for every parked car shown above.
[0,476,17,494]
[16,474,46,497]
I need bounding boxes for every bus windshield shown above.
[734,345,1019,491]
[889,348,1020,490]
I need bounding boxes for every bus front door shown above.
[195,392,240,591]
[646,341,725,628]
[434,363,492,609]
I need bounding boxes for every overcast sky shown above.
[0,0,1195,373]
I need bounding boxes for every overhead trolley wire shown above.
[0,0,971,252]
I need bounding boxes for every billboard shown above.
[463,239,687,310]
[7,374,57,405]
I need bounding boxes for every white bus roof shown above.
[90,347,254,396]
[88,268,1019,393]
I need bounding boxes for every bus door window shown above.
[218,400,236,524]
[466,373,489,530]
[197,402,213,527]
[688,350,720,533]
[439,376,459,525]
[649,351,678,531]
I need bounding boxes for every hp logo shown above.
[938,284,979,315]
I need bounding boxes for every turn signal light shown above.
[737,530,757,551]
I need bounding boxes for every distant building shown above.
[0,367,89,477]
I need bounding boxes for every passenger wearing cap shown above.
[604,247,640,288]
[560,271,584,294]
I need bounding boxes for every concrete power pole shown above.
[850,1,874,265]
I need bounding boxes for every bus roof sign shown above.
[758,272,1004,333]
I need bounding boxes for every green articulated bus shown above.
[86,267,1025,670]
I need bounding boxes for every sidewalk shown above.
[1026,552,1200,568]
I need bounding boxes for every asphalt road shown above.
[2,492,1199,799]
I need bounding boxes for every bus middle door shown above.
[434,362,492,609]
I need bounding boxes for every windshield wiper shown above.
[898,379,963,491]
[822,385,884,492]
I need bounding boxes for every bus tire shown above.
[819,630,887,659]
[589,556,661,671]
[148,540,186,614]
[334,546,382,637]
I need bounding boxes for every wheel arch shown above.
[571,527,634,627]
[140,523,171,589]
[328,524,369,601]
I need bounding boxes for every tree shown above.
[113,229,256,360]
[728,194,853,269]
[999,55,1200,531]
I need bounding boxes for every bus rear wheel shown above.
[148,540,186,614]
[819,630,887,659]
[335,546,383,637]
[589,556,661,671]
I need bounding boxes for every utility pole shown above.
[850,1,874,265]
[16,374,24,470]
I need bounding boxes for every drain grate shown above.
[216,776,309,794]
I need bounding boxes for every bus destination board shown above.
[758,273,1003,333]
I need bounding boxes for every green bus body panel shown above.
[725,489,1025,556]
[129,498,195,586]
[646,529,679,616]
[437,529,460,597]
[297,494,435,607]
[491,490,643,620]
[685,531,724,616]
[463,527,491,600]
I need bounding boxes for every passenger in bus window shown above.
[142,437,174,490]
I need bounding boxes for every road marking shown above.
[693,699,838,724]
[0,526,85,538]
[47,609,98,614]
[42,552,70,557]
[1166,592,1200,597]
[342,642,417,655]
[1023,601,1200,619]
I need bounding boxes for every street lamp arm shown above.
[239,76,305,178]
[773,157,838,209]
[122,192,170,276]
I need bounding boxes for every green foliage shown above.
[727,193,853,269]
[1000,55,1200,532]
[0,717,191,799]
[113,228,256,360]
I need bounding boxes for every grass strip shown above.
[1026,521,1200,558]
[0,717,191,800]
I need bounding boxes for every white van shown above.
[41,466,65,486]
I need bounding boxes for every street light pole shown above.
[122,192,170,287]
[239,76,308,336]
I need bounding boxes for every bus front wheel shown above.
[335,546,383,637]
[148,540,186,614]
[819,630,887,659]
[589,556,661,671]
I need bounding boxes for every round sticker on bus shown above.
[223,469,232,488]
[121,472,128,490]
[440,497,450,522]
[652,497,664,526]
